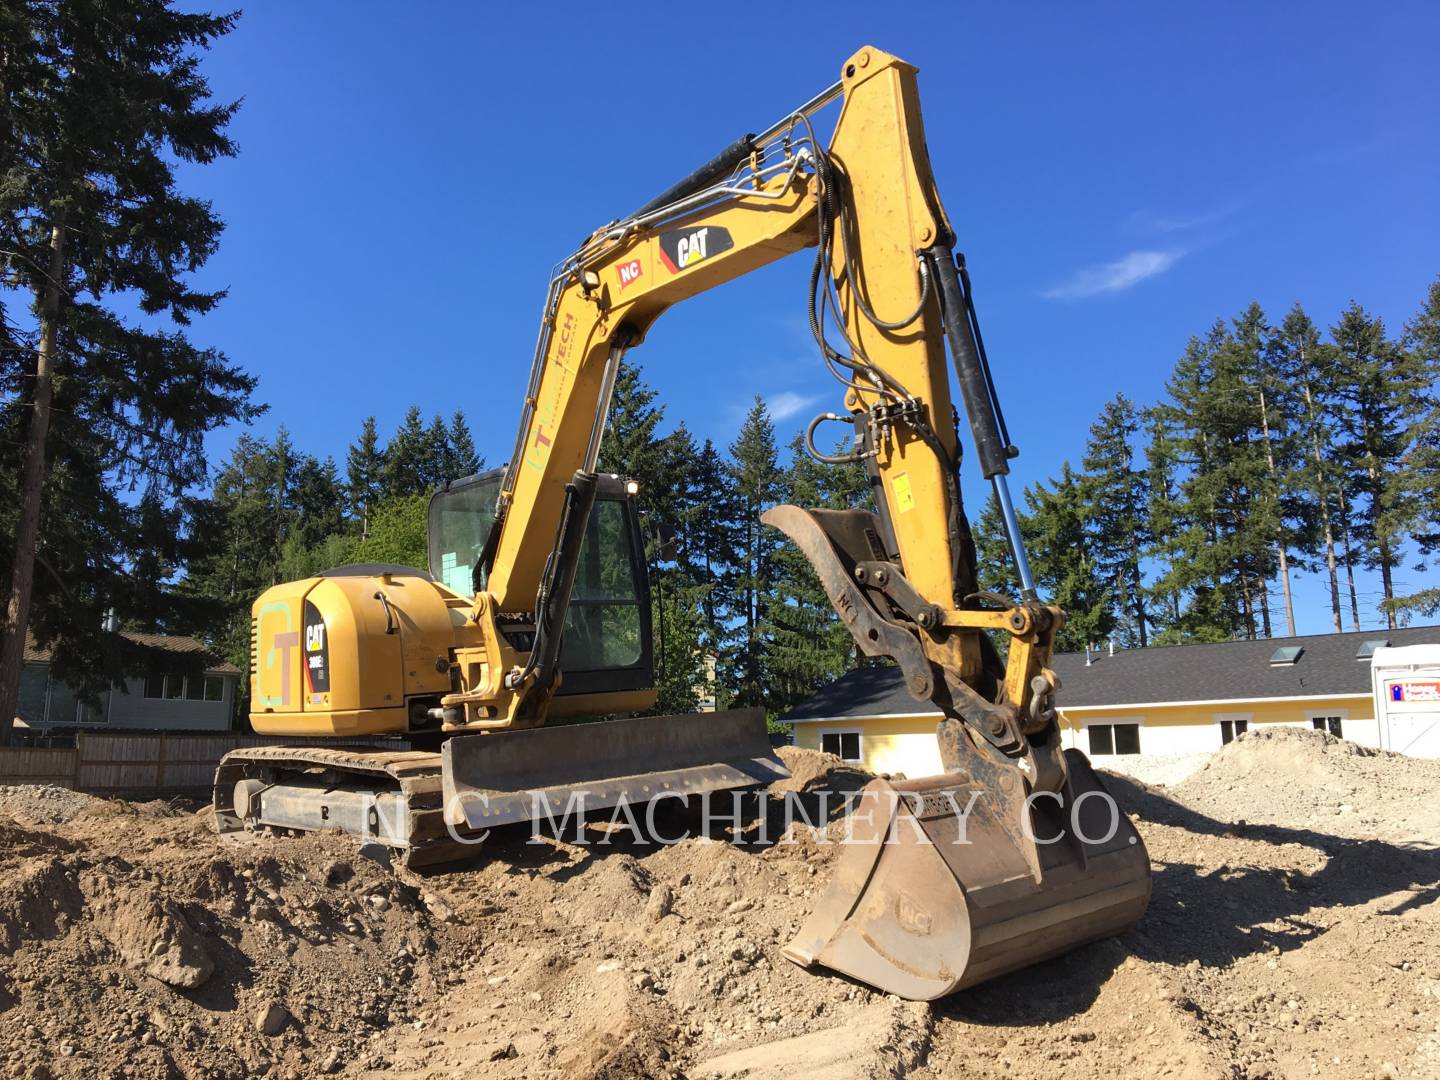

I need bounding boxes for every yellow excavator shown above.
[214,46,1150,1001]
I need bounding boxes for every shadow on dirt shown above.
[414,765,1439,1028]
[938,773,1439,1027]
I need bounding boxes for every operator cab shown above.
[426,469,655,700]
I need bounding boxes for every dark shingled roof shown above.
[783,665,940,722]
[781,625,1439,721]
[1050,624,1436,707]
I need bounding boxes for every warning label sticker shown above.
[892,473,915,513]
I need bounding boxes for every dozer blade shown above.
[442,707,788,832]
[784,748,1151,1001]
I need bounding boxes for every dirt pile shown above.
[2,729,1438,1079]
[0,784,108,825]
[0,803,460,1079]
[1174,726,1440,840]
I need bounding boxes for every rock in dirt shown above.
[96,886,213,989]
[482,1040,517,1061]
[254,999,288,1036]
[693,1000,931,1079]
[645,882,674,921]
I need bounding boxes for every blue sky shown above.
[180,2,1438,634]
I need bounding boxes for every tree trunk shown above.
[1258,575,1273,638]
[1130,555,1148,648]
[1256,383,1296,635]
[1338,489,1361,631]
[0,221,68,745]
[1362,446,1397,627]
[1300,381,1343,632]
[1379,546,1396,631]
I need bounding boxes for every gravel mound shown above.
[1175,726,1440,841]
[0,784,107,825]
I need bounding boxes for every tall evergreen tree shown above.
[1023,464,1112,652]
[598,360,683,531]
[346,416,385,538]
[723,399,782,707]
[1232,302,1305,636]
[1268,305,1349,632]
[1150,329,1247,640]
[0,1,256,740]
[423,414,451,486]
[1387,278,1440,619]
[973,492,1021,598]
[686,438,737,647]
[1141,406,1187,633]
[446,410,483,478]
[1330,303,1428,628]
[1081,394,1151,646]
[765,435,870,713]
[291,456,345,550]
[383,406,429,498]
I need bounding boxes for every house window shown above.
[1087,723,1141,756]
[820,731,862,763]
[164,674,185,700]
[203,676,224,702]
[144,672,166,699]
[1220,718,1248,744]
[1312,716,1343,738]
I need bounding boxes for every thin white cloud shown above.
[1124,206,1234,234]
[767,390,821,422]
[1042,250,1184,301]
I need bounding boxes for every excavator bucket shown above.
[442,707,788,834]
[784,747,1150,1000]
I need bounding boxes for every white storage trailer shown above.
[1371,644,1440,758]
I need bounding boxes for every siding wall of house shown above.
[791,692,1377,779]
[792,715,945,778]
[1058,694,1378,758]
[21,665,236,731]
[105,676,234,731]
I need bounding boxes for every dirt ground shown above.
[2,727,1439,1080]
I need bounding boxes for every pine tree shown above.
[1386,279,1440,619]
[1152,318,1280,641]
[1330,303,1428,628]
[598,360,678,521]
[973,492,1022,598]
[764,434,869,713]
[1081,394,1151,646]
[291,456,345,550]
[686,438,737,647]
[447,410,483,478]
[383,406,429,498]
[1232,302,1307,636]
[1141,407,1187,633]
[1023,465,1112,652]
[723,399,782,707]
[596,362,710,709]
[423,414,451,487]
[1268,305,1349,632]
[1151,329,1246,640]
[0,1,256,741]
[346,417,385,537]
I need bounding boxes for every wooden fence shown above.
[0,731,408,795]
